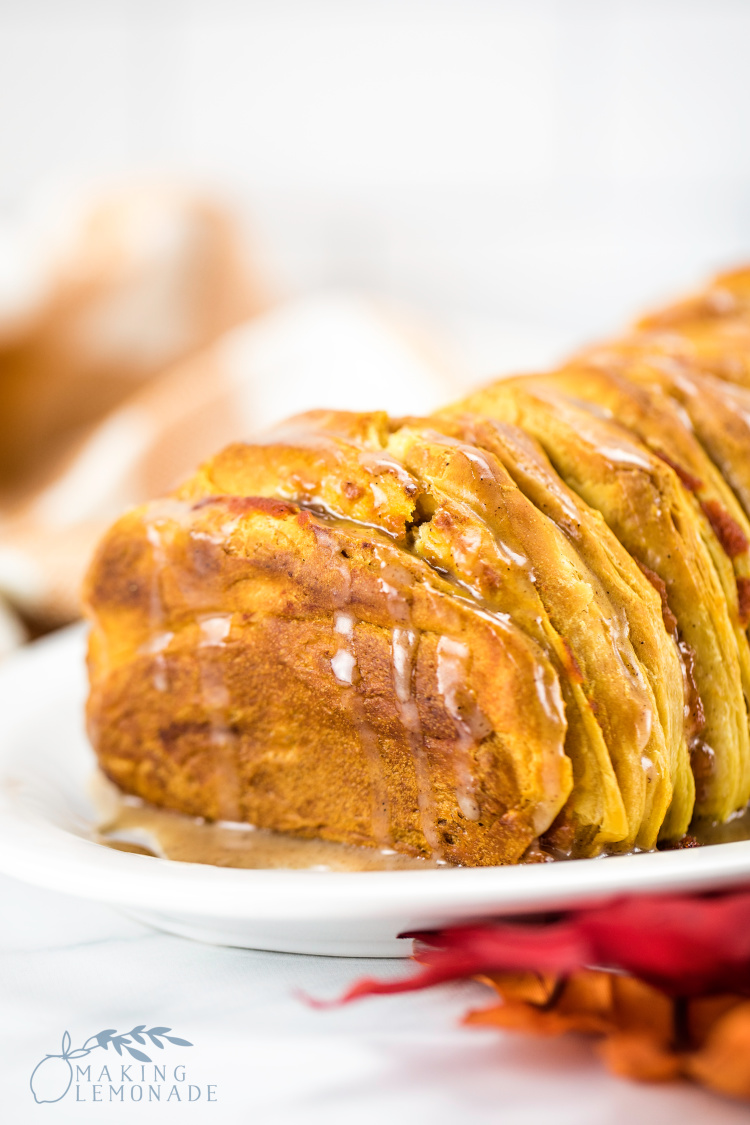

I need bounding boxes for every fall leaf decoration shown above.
[315,889,750,1101]
[467,971,750,1101]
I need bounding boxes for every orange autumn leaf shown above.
[467,971,674,1043]
[686,993,743,1046]
[466,997,612,1038]
[687,1001,750,1100]
[464,969,750,1099]
[599,1032,682,1083]
[606,975,675,1041]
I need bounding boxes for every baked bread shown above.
[85,265,750,864]
[445,378,750,823]
[85,481,571,866]
[629,266,750,388]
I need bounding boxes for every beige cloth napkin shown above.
[0,189,462,640]
[0,183,265,643]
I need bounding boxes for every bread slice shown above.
[443,379,750,821]
[425,413,692,846]
[85,476,572,866]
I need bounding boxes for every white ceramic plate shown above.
[3,626,750,958]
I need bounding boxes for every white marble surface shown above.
[1,872,748,1123]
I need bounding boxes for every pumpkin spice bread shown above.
[84,265,750,865]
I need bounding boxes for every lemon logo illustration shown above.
[29,1025,193,1102]
[29,1032,79,1103]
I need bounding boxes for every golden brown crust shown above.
[579,342,750,540]
[85,490,571,865]
[622,267,750,389]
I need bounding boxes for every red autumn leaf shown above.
[311,889,750,1008]
[574,892,750,994]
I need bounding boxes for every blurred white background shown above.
[1,0,749,369]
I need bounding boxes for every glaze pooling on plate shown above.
[93,771,442,872]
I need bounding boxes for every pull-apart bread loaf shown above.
[85,266,750,865]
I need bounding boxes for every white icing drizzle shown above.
[531,667,570,835]
[543,391,656,473]
[328,591,391,845]
[531,663,563,725]
[200,661,231,712]
[311,525,353,605]
[331,611,358,684]
[392,627,418,711]
[455,444,497,482]
[370,481,389,509]
[379,560,416,588]
[358,449,418,493]
[599,601,654,753]
[436,636,481,821]
[672,402,695,433]
[709,287,736,314]
[641,752,658,783]
[391,627,443,856]
[198,614,233,709]
[575,397,613,421]
[650,355,696,388]
[197,612,240,820]
[145,524,170,691]
[504,427,586,528]
[144,506,241,819]
[139,630,173,656]
[377,576,411,624]
[589,442,654,471]
[331,648,357,685]
[142,500,209,690]
[334,610,354,636]
[199,613,233,648]
[356,721,391,846]
[143,501,221,691]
